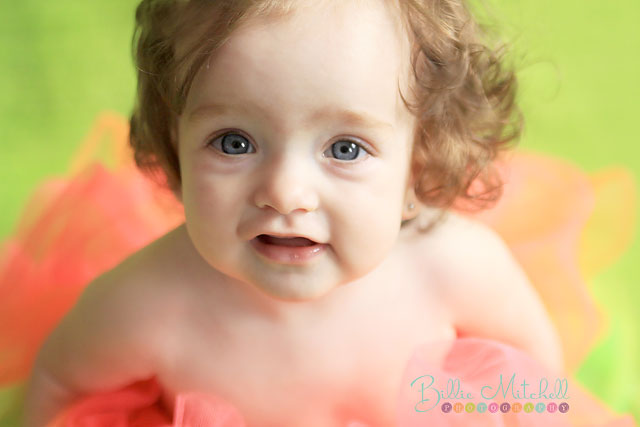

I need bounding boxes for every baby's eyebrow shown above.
[186,103,240,123]
[309,108,394,131]
[186,102,393,131]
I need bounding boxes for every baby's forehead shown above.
[185,0,415,121]
[228,0,410,56]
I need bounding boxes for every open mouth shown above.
[256,234,317,247]
[251,234,326,264]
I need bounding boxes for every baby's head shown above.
[129,0,520,301]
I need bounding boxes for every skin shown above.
[23,1,563,426]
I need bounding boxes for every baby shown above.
[24,0,563,425]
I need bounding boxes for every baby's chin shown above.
[193,239,391,310]
[244,269,345,303]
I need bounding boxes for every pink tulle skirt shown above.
[0,114,636,426]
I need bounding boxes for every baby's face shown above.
[177,0,416,301]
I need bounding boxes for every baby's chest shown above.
[158,297,454,426]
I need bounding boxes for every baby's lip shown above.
[255,234,319,247]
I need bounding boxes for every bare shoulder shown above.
[405,209,510,284]
[84,223,193,353]
[410,210,564,372]
[37,224,193,392]
[96,223,193,309]
[411,209,530,302]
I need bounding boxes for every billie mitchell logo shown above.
[410,373,570,414]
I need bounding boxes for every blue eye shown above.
[210,133,255,155]
[326,140,367,161]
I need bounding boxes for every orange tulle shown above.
[0,113,635,425]
[465,152,636,372]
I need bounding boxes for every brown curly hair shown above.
[129,0,521,227]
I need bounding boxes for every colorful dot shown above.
[477,402,487,413]
[559,402,570,414]
[512,402,522,413]
[465,403,475,413]
[547,402,558,413]
[441,402,452,413]
[489,402,499,413]
[500,402,511,413]
[524,402,534,413]
[453,402,464,413]
[535,402,546,413]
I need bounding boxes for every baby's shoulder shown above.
[405,210,514,291]
[29,225,197,397]
[406,210,504,258]
[73,224,195,355]
[409,210,542,315]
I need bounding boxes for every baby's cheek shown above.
[184,179,235,227]
[336,219,398,281]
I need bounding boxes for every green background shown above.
[1,0,638,422]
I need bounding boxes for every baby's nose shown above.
[252,156,319,215]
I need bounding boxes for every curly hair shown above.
[129,0,521,228]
